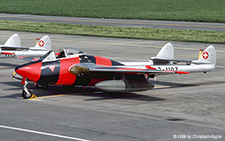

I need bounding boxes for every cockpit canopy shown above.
[41,47,86,62]
[58,47,86,58]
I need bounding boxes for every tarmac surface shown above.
[0,31,225,141]
[1,13,225,31]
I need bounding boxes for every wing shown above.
[69,63,189,75]
[0,46,30,50]
[17,56,39,62]
[0,51,39,62]
[150,57,192,65]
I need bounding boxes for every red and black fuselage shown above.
[15,55,124,86]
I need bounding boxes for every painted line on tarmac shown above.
[0,125,91,141]
[154,85,184,89]
[216,66,225,69]
[154,85,174,89]
[35,94,66,99]
[0,66,11,69]
[28,92,98,100]
[28,94,66,101]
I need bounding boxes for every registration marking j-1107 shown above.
[157,67,179,71]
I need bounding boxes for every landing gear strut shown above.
[22,79,36,99]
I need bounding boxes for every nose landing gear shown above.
[22,79,37,99]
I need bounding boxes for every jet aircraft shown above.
[14,43,216,99]
[0,34,51,59]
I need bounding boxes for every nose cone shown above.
[15,62,42,82]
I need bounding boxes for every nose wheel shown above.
[22,79,37,99]
[22,88,32,99]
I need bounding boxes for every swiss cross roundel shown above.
[38,40,45,47]
[202,51,209,60]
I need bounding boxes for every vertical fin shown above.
[34,35,51,50]
[156,43,174,59]
[4,34,21,47]
[198,45,216,64]
[150,43,174,65]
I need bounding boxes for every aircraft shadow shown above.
[34,86,166,102]
[79,92,165,102]
[0,81,165,102]
[152,80,225,90]
[0,81,22,98]
[2,80,225,101]
[152,81,197,89]
[0,81,22,89]
[0,62,20,68]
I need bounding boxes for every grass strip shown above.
[1,20,225,44]
[1,0,225,23]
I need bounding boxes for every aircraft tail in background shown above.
[2,34,21,47]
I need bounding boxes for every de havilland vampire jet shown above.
[14,43,216,99]
[0,34,51,59]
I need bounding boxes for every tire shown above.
[22,89,32,99]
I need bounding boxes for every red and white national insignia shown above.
[38,40,45,47]
[202,51,209,60]
[48,65,56,72]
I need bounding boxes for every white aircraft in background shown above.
[0,34,51,59]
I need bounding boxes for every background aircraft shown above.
[0,34,51,59]
[14,43,216,99]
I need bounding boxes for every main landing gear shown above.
[22,79,37,99]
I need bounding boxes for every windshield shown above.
[65,47,86,56]
[58,47,86,58]
[40,50,56,62]
[40,48,86,61]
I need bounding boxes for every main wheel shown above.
[22,89,32,99]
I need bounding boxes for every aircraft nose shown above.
[15,62,42,82]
